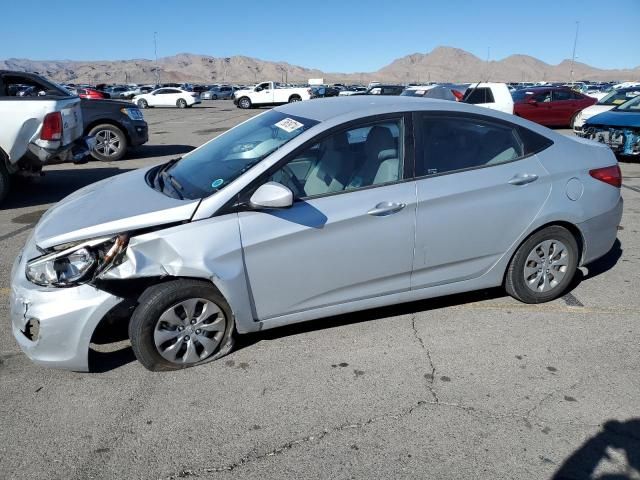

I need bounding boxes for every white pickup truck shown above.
[233,81,313,109]
[0,71,93,202]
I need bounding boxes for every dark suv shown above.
[82,99,148,161]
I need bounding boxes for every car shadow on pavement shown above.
[235,287,507,352]
[127,144,195,159]
[568,238,623,291]
[87,240,624,372]
[1,167,134,211]
[552,418,640,479]
[88,345,137,373]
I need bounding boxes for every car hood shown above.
[585,110,640,128]
[580,104,613,119]
[34,166,200,249]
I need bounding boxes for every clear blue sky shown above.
[1,0,638,72]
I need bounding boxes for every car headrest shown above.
[365,126,395,158]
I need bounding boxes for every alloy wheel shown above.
[523,240,570,293]
[153,298,227,365]
[94,129,122,158]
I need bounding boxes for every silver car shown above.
[10,97,623,372]
[201,86,235,100]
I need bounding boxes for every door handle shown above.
[367,202,406,216]
[508,173,539,186]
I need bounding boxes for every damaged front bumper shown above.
[27,135,97,165]
[10,235,123,371]
[578,127,640,156]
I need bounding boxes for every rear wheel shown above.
[177,98,187,108]
[288,95,302,103]
[505,226,579,303]
[237,97,251,109]
[129,279,235,371]
[89,124,127,161]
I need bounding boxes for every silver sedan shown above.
[11,96,623,371]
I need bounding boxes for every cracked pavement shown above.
[1,105,640,479]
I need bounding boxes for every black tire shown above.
[177,98,187,108]
[137,99,148,109]
[505,226,579,304]
[288,95,301,103]
[212,94,218,100]
[237,96,251,109]
[129,279,235,371]
[88,124,128,162]
[0,160,10,204]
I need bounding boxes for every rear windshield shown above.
[0,73,72,98]
[463,87,495,104]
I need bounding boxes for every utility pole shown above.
[154,31,160,85]
[486,46,491,82]
[569,21,579,84]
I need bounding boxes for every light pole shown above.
[154,31,160,85]
[569,21,580,84]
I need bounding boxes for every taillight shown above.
[41,112,62,141]
[589,165,621,188]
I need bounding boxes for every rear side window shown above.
[553,90,572,101]
[0,74,71,98]
[463,87,495,104]
[415,114,552,177]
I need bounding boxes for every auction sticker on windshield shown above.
[275,118,304,133]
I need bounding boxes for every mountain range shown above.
[1,47,638,85]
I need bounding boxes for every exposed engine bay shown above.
[580,127,640,156]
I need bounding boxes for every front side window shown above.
[155,111,319,199]
[268,119,404,199]
[416,115,551,177]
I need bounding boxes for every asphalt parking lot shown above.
[1,101,639,480]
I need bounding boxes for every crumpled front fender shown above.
[100,215,257,334]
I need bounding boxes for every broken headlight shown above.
[26,234,128,287]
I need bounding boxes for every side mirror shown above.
[255,87,263,92]
[250,182,293,209]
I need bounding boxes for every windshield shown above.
[614,95,640,112]
[599,89,640,106]
[155,110,319,199]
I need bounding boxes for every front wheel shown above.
[137,99,148,109]
[177,98,187,108]
[237,97,251,109]
[88,124,128,161]
[505,226,579,303]
[129,279,235,371]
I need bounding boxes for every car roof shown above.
[273,95,489,122]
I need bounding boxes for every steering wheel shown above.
[280,165,305,197]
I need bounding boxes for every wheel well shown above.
[90,275,221,344]
[289,94,301,100]
[503,221,585,285]
[85,120,130,144]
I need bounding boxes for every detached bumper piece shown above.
[580,127,640,156]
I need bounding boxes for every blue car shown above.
[580,94,640,157]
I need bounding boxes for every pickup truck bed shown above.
[0,71,93,202]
